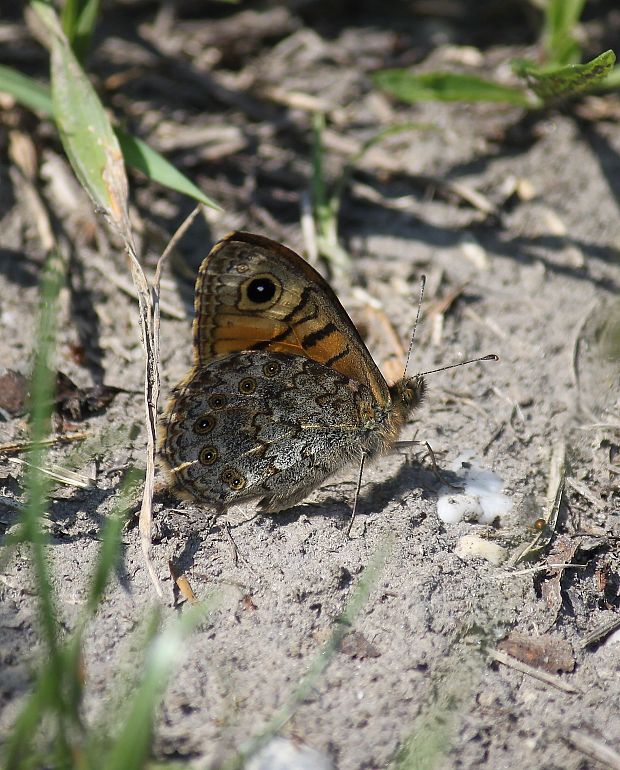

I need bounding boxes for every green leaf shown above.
[373,70,531,107]
[0,65,221,209]
[544,0,586,65]
[31,0,130,226]
[116,129,222,209]
[0,64,53,115]
[514,49,617,104]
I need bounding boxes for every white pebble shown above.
[245,737,335,770]
[455,535,507,565]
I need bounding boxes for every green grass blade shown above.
[101,601,216,770]
[3,667,60,769]
[393,706,455,770]
[373,70,531,107]
[514,49,616,104]
[61,0,101,62]
[0,64,53,115]
[310,111,352,276]
[544,0,586,65]
[116,128,222,210]
[391,638,488,770]
[0,66,221,208]
[23,260,62,653]
[84,475,137,615]
[311,112,332,237]
[7,252,73,768]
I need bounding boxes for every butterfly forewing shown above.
[193,232,391,406]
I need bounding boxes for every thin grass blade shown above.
[0,65,53,115]
[543,0,586,65]
[8,252,73,767]
[373,70,532,107]
[61,0,101,62]
[84,471,138,615]
[232,535,395,768]
[100,601,216,770]
[116,129,221,209]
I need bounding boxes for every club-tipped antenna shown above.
[419,353,499,377]
[404,275,426,376]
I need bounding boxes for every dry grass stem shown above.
[489,649,581,695]
[563,731,620,770]
[0,432,89,455]
[9,457,94,489]
[579,617,620,649]
[89,253,187,321]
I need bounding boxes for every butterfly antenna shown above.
[347,452,366,538]
[404,275,426,376]
[419,353,499,377]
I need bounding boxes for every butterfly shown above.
[159,231,426,514]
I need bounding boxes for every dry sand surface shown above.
[1,4,619,768]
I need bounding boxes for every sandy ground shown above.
[1,3,620,769]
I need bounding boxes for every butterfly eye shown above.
[263,361,281,377]
[193,414,216,434]
[208,394,227,409]
[199,446,218,466]
[221,467,246,490]
[239,377,257,394]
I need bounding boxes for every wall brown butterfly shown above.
[159,231,426,514]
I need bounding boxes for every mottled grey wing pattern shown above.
[160,351,379,512]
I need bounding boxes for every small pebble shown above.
[455,535,507,565]
[245,737,335,770]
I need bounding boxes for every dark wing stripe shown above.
[302,321,338,349]
[323,345,351,367]
[282,286,313,322]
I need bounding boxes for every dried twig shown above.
[506,563,586,577]
[138,204,202,598]
[566,476,606,511]
[489,648,581,695]
[224,522,240,567]
[580,617,620,649]
[510,439,565,565]
[563,731,620,770]
[89,253,188,321]
[321,128,497,216]
[9,457,94,489]
[0,432,89,455]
